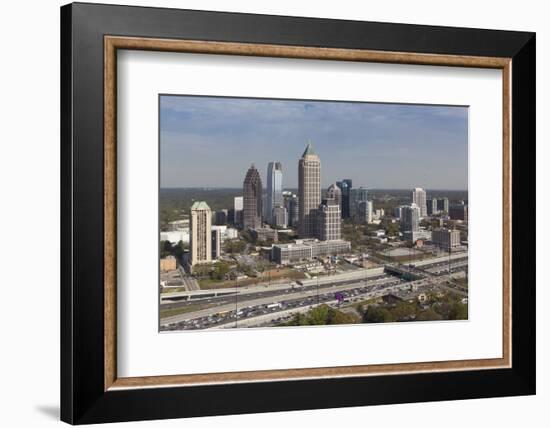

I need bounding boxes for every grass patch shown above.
[160,303,216,319]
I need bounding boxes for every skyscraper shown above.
[325,183,342,208]
[298,142,321,238]
[427,198,439,216]
[357,200,373,224]
[266,161,283,225]
[272,205,288,228]
[317,198,341,241]
[350,186,368,219]
[412,187,428,217]
[284,192,299,228]
[243,164,263,229]
[437,197,449,214]
[402,203,421,232]
[190,201,212,267]
[211,228,221,260]
[233,196,243,227]
[336,179,352,219]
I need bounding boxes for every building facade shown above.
[432,228,461,250]
[401,203,421,233]
[272,205,288,228]
[233,196,244,227]
[427,198,439,216]
[190,201,212,267]
[449,204,468,221]
[317,198,341,241]
[266,161,283,225]
[243,164,263,230]
[437,197,449,213]
[356,200,373,224]
[284,192,299,228]
[336,179,352,219]
[412,187,428,217]
[298,143,321,238]
[211,228,221,260]
[272,239,351,265]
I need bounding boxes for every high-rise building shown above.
[427,198,439,216]
[272,205,288,228]
[284,192,299,228]
[402,203,420,232]
[243,164,263,230]
[214,209,228,225]
[325,184,342,208]
[211,228,221,260]
[317,198,341,241]
[432,228,461,250]
[336,179,352,219]
[357,200,373,224]
[350,186,368,219]
[298,143,321,238]
[190,201,212,267]
[394,205,406,221]
[449,204,468,221]
[233,196,244,227]
[412,188,428,217]
[437,197,449,214]
[266,161,283,225]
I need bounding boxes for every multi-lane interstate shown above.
[160,253,468,331]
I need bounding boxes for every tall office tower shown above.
[427,198,439,216]
[325,183,342,207]
[336,179,353,218]
[412,187,428,217]
[437,197,449,213]
[401,203,421,232]
[272,205,288,228]
[298,142,321,238]
[190,201,212,267]
[284,193,299,228]
[243,164,263,230]
[211,228,221,260]
[350,186,368,219]
[357,200,373,224]
[266,161,283,225]
[317,198,341,241]
[394,205,405,221]
[449,204,468,221]
[233,196,244,227]
[214,209,228,225]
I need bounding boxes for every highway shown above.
[160,255,468,331]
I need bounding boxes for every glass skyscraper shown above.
[266,161,283,225]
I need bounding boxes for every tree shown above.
[392,302,417,321]
[386,223,400,237]
[210,261,230,280]
[363,305,394,323]
[448,302,468,320]
[160,240,173,258]
[416,307,442,321]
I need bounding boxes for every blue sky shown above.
[160,95,468,190]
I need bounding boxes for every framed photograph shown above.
[61,2,535,424]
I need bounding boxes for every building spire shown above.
[302,140,316,157]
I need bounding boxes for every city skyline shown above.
[160,95,468,190]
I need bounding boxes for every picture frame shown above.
[61,2,535,424]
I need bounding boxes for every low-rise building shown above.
[250,227,278,242]
[271,239,351,265]
[160,255,177,272]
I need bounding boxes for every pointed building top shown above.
[302,140,316,157]
[190,201,211,211]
